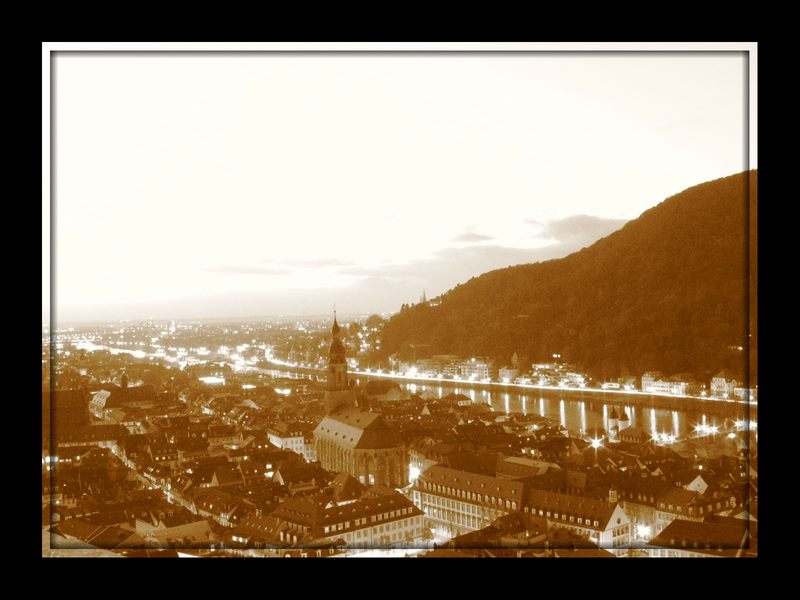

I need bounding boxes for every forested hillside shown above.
[379,171,757,382]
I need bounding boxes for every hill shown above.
[378,171,757,383]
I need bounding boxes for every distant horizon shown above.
[44,168,757,327]
[45,311,383,328]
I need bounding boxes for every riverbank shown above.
[263,361,755,420]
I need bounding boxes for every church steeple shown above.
[327,312,348,392]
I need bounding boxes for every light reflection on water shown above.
[391,382,744,438]
[268,370,747,439]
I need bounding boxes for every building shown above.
[498,367,519,383]
[232,487,425,549]
[268,421,315,462]
[618,426,649,445]
[611,474,674,540]
[459,357,496,381]
[733,387,757,402]
[710,371,740,398]
[134,508,212,548]
[314,315,407,488]
[640,372,664,393]
[272,463,332,495]
[648,378,673,395]
[208,424,242,448]
[412,465,525,539]
[653,487,720,535]
[522,488,631,551]
[495,456,560,480]
[646,518,754,558]
[43,389,90,442]
[190,488,246,528]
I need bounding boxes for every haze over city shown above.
[46,51,751,323]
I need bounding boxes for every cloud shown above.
[451,231,493,243]
[206,265,290,276]
[259,258,354,268]
[529,214,628,246]
[545,214,628,242]
[336,244,564,289]
[333,215,628,307]
[62,215,629,321]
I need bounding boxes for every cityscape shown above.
[43,306,757,558]
[43,45,757,558]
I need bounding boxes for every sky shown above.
[45,50,753,324]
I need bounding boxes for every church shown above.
[313,315,408,489]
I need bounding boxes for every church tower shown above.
[324,312,356,414]
[327,313,349,391]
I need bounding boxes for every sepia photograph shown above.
[42,42,757,558]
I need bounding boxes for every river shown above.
[270,370,754,441]
[71,340,754,441]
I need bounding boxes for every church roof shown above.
[314,407,401,449]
